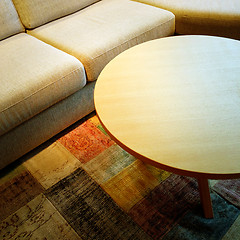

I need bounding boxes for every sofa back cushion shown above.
[0,0,24,40]
[12,0,100,29]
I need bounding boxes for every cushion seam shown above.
[0,66,84,114]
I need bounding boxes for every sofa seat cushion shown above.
[0,33,86,136]
[12,0,100,29]
[0,0,24,40]
[135,0,240,40]
[28,0,175,82]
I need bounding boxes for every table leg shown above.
[197,178,214,218]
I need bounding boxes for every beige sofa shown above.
[1,0,239,170]
[134,0,240,40]
[0,0,175,169]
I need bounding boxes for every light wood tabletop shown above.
[94,35,240,218]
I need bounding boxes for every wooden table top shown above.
[94,35,240,179]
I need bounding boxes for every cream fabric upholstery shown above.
[12,0,100,29]
[0,81,95,170]
[28,0,175,82]
[0,33,86,136]
[0,0,24,40]
[134,0,240,39]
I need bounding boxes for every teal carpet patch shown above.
[163,193,240,240]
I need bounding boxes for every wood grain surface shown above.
[94,35,240,179]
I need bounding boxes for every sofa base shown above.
[0,81,96,170]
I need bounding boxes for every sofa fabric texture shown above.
[0,33,86,136]
[12,0,100,29]
[0,81,96,170]
[0,0,24,40]
[28,0,175,81]
[135,0,240,39]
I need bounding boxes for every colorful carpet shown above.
[0,112,239,240]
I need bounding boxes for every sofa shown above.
[1,0,239,170]
[134,0,240,40]
[0,0,175,169]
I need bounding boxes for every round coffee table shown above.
[94,35,240,218]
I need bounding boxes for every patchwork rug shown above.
[0,112,239,240]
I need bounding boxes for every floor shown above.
[0,112,239,239]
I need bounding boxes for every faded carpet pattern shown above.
[0,112,239,240]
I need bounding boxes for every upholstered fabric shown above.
[28,0,175,82]
[0,33,86,136]
[0,0,24,40]
[0,81,95,170]
[134,0,240,39]
[12,0,100,29]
